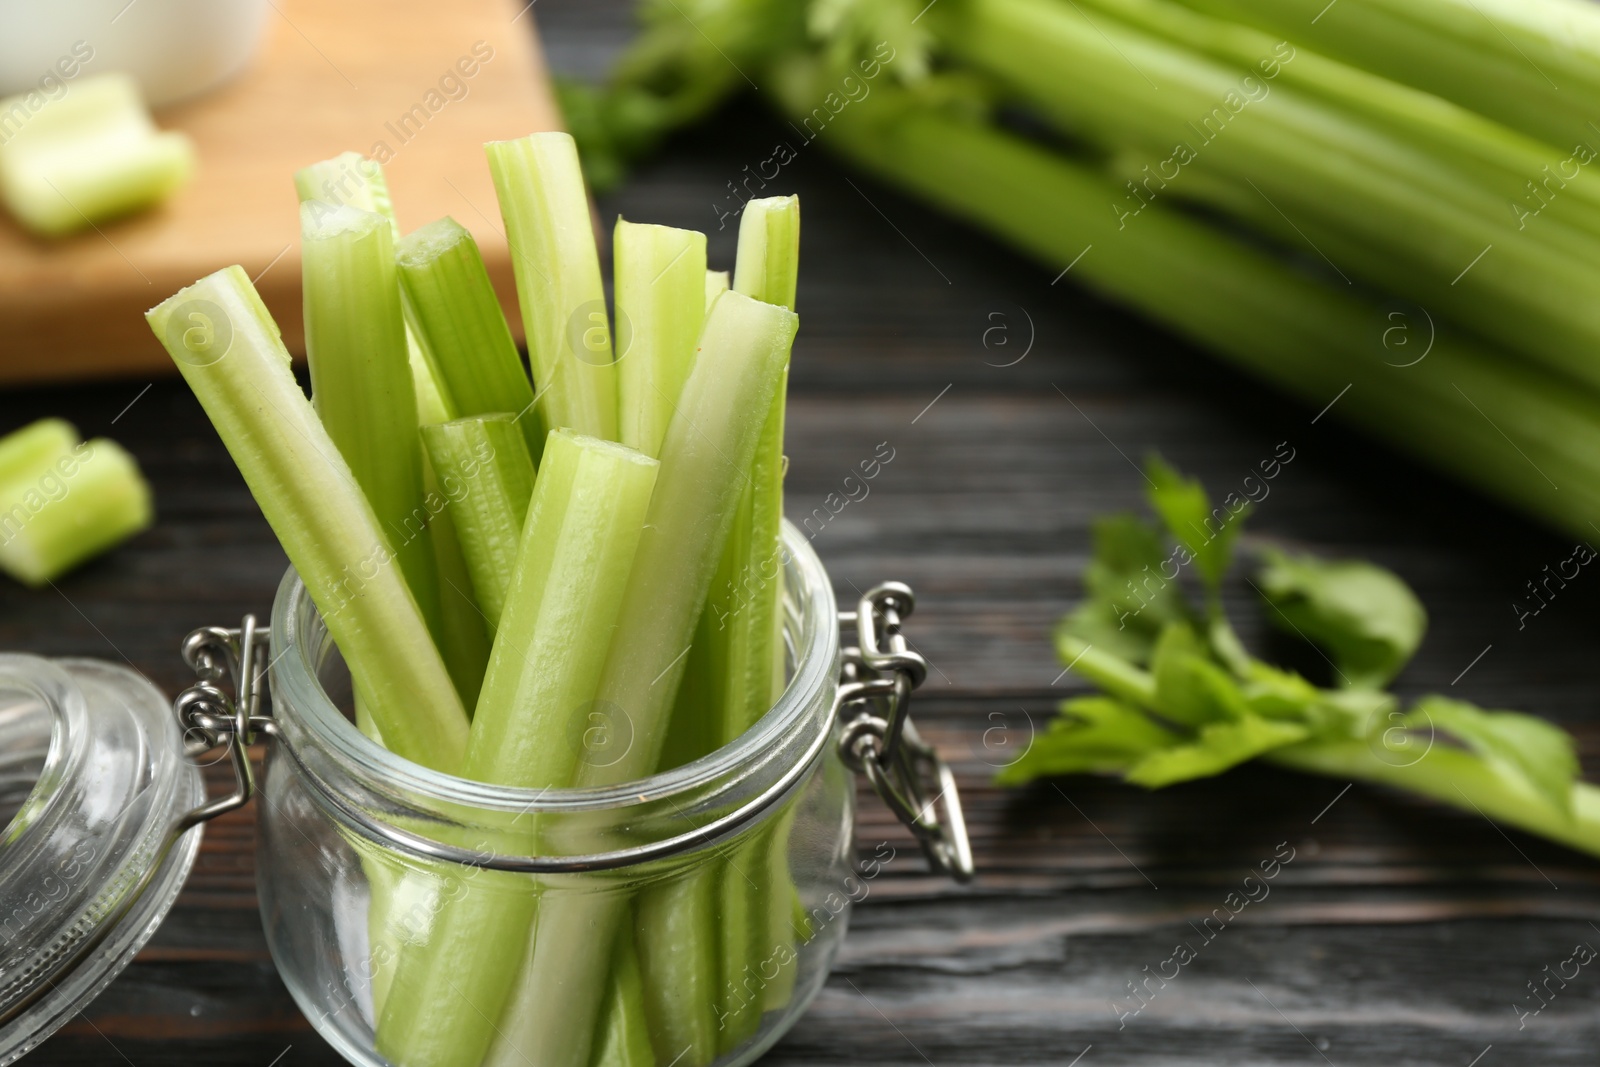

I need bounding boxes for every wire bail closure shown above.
[173,582,974,883]
[836,583,974,883]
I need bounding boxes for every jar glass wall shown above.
[258,522,852,1067]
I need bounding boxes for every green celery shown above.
[397,217,543,460]
[705,269,730,306]
[145,266,469,768]
[300,200,444,656]
[713,194,799,1050]
[486,132,620,445]
[635,871,717,1063]
[615,220,709,459]
[936,0,1600,389]
[594,926,658,1067]
[0,73,193,237]
[486,290,797,1067]
[420,415,537,634]
[376,428,659,1067]
[0,433,152,587]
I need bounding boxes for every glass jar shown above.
[257,524,857,1067]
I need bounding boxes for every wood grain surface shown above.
[0,0,558,383]
[7,2,1600,1064]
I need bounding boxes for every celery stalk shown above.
[146,266,468,768]
[487,291,797,1067]
[0,73,193,237]
[593,926,658,1067]
[0,435,152,587]
[636,870,718,1064]
[486,132,620,445]
[713,195,798,1050]
[615,220,708,459]
[420,415,537,634]
[376,428,658,1067]
[301,200,444,653]
[397,217,544,461]
[705,270,730,306]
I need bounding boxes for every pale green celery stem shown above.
[705,270,730,305]
[420,416,536,634]
[941,0,1600,389]
[397,216,543,459]
[1079,0,1600,250]
[486,132,619,443]
[614,219,708,459]
[411,356,492,710]
[796,71,1600,541]
[0,73,193,237]
[301,200,445,656]
[376,429,657,1067]
[146,266,468,768]
[1174,0,1600,149]
[0,420,77,485]
[594,922,658,1067]
[489,291,797,1067]
[635,867,718,1063]
[0,437,152,587]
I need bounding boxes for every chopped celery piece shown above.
[301,200,443,646]
[294,152,398,231]
[486,132,619,442]
[0,431,152,587]
[419,415,537,635]
[146,266,469,770]
[705,269,730,306]
[489,290,796,1067]
[636,867,719,1062]
[732,196,800,311]
[0,73,193,237]
[615,220,708,458]
[397,217,543,460]
[375,428,658,1067]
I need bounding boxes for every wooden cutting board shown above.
[0,0,561,384]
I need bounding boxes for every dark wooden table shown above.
[11,4,1600,1064]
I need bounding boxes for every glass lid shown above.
[0,654,205,1064]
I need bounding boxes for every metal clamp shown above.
[836,583,974,883]
[173,615,275,829]
[173,583,974,883]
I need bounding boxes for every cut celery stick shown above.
[397,217,544,461]
[377,428,658,1067]
[636,865,719,1063]
[705,269,730,307]
[0,73,193,237]
[419,415,537,634]
[486,132,619,442]
[0,420,77,485]
[147,266,468,768]
[594,922,659,1067]
[732,196,800,311]
[295,152,397,228]
[615,220,708,459]
[0,435,152,587]
[301,200,444,647]
[412,364,491,711]
[489,290,797,1067]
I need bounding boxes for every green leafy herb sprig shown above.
[1003,458,1600,860]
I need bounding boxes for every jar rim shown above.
[268,519,840,815]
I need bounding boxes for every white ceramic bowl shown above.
[0,0,272,108]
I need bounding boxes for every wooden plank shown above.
[0,0,559,383]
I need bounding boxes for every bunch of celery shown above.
[566,0,1600,543]
[146,135,805,1066]
[1005,458,1600,860]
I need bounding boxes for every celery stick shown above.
[596,920,661,1067]
[615,220,708,459]
[0,436,152,587]
[146,266,468,768]
[714,195,798,1049]
[376,428,658,1067]
[0,420,77,485]
[636,866,719,1063]
[487,291,797,1067]
[705,270,730,306]
[420,415,537,635]
[486,132,620,443]
[301,200,444,647]
[410,353,492,710]
[0,73,193,237]
[397,217,544,461]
